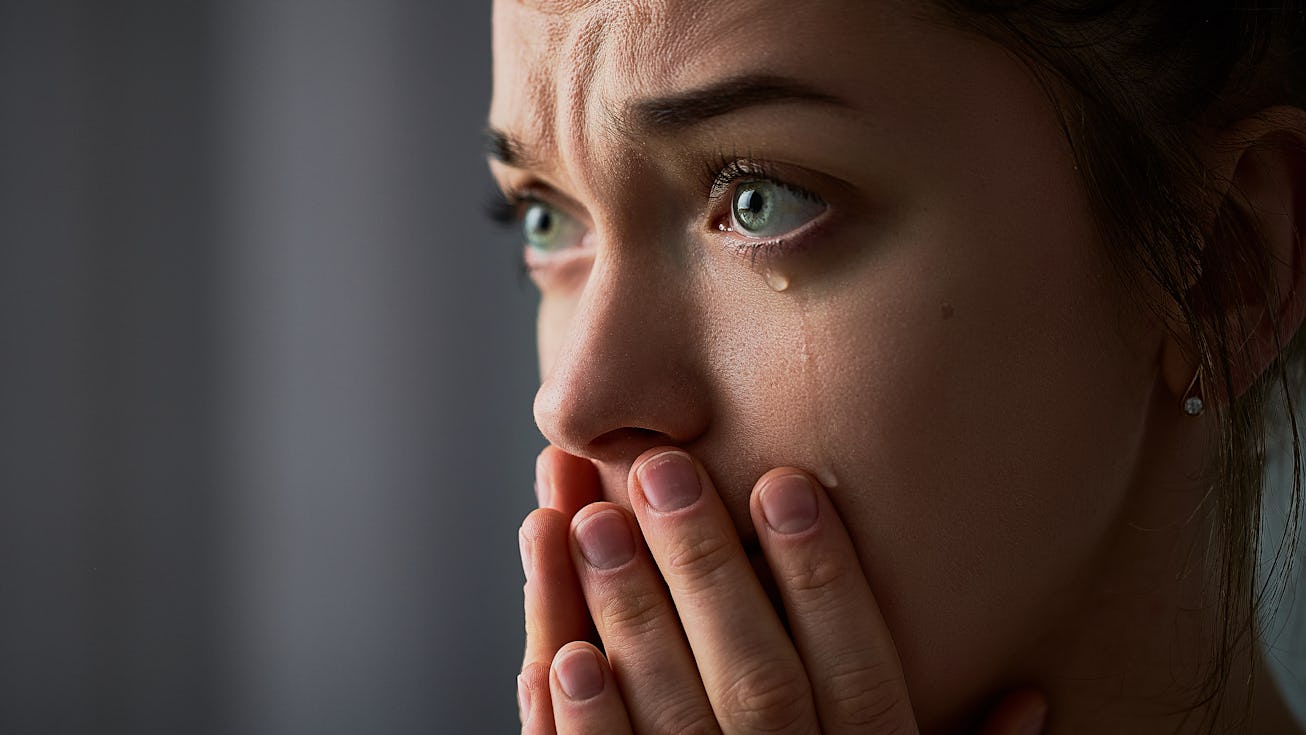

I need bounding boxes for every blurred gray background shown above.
[1,1,537,733]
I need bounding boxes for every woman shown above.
[487,1,1306,732]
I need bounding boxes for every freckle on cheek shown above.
[941,303,955,320]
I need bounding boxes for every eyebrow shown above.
[482,127,532,168]
[625,73,853,132]
[483,73,854,167]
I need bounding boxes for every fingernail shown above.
[575,509,635,569]
[637,451,701,512]
[518,529,532,580]
[759,474,819,534]
[535,454,552,508]
[517,674,531,723]
[556,648,604,701]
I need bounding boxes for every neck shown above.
[1017,387,1302,733]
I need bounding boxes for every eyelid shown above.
[706,157,827,224]
[706,157,780,201]
[698,156,837,273]
[705,157,826,209]
[492,181,594,288]
[492,176,593,228]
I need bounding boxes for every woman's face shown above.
[490,0,1164,721]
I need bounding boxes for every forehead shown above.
[489,0,917,161]
[490,0,714,148]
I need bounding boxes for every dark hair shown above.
[932,1,1306,729]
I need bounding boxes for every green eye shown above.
[731,181,825,238]
[523,201,584,253]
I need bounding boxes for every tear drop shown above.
[764,270,790,292]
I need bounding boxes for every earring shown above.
[1182,369,1205,416]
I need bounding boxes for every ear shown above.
[1162,106,1306,406]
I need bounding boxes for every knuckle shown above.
[717,660,812,733]
[779,548,848,597]
[596,585,666,637]
[822,658,914,731]
[647,697,722,735]
[664,529,735,585]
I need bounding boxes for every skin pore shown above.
[489,0,1306,731]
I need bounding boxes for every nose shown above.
[533,252,711,464]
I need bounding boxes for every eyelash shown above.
[702,152,826,265]
[483,188,535,284]
[485,153,826,271]
[483,187,528,226]
[702,152,773,198]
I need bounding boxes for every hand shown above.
[517,446,1048,734]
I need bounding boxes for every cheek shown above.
[856,261,1147,719]
[712,201,1156,722]
[536,294,578,378]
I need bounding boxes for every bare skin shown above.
[519,446,1051,733]
[489,0,1306,731]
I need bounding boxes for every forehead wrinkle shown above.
[522,62,557,157]
[514,0,603,14]
[581,1,711,156]
[491,1,568,163]
[558,13,604,157]
[607,0,706,92]
[551,6,637,197]
[497,0,771,187]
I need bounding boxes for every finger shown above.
[629,448,817,734]
[750,470,917,734]
[520,661,557,735]
[548,642,634,735]
[521,508,592,669]
[537,445,602,516]
[976,688,1048,735]
[569,502,721,733]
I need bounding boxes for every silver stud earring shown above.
[1182,369,1205,416]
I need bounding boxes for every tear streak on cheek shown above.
[795,291,842,492]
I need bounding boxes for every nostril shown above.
[585,427,675,464]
